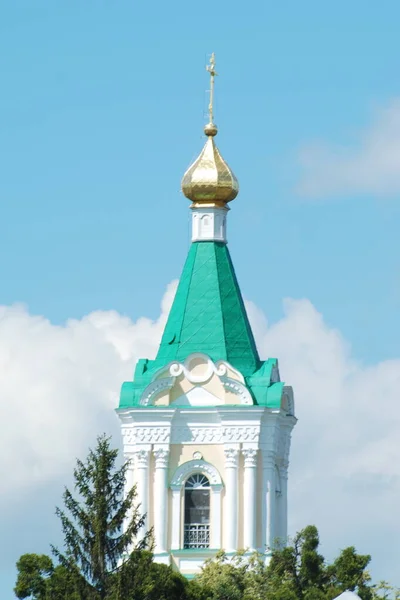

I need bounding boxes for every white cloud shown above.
[248,298,400,580]
[297,99,400,198]
[1,284,399,585]
[0,280,178,499]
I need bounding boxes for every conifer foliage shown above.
[15,434,154,600]
[51,434,150,598]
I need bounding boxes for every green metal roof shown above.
[117,241,290,410]
[154,241,260,376]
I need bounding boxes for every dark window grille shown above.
[184,474,210,549]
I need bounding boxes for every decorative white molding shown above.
[138,427,169,443]
[134,448,150,468]
[152,354,245,383]
[220,377,253,405]
[154,448,169,469]
[242,448,258,468]
[169,354,229,384]
[223,426,259,443]
[121,428,133,444]
[138,354,249,407]
[139,377,174,406]
[122,426,170,445]
[224,447,239,468]
[173,426,222,443]
[170,425,259,445]
[170,459,223,489]
[282,386,295,416]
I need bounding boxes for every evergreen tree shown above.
[51,434,151,598]
[15,434,153,600]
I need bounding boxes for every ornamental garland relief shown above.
[138,354,252,407]
[169,355,229,383]
[222,426,259,443]
[172,427,222,444]
[171,425,259,444]
[122,426,170,445]
[122,425,260,446]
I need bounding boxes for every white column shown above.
[211,485,222,548]
[171,487,181,550]
[242,448,258,551]
[279,464,288,545]
[224,447,239,552]
[134,448,150,541]
[153,448,169,554]
[262,450,276,553]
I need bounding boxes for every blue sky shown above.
[1,0,399,363]
[1,1,400,596]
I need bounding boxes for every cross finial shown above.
[206,52,218,126]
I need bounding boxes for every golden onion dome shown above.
[181,125,239,206]
[181,53,239,207]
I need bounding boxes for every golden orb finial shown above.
[181,53,239,207]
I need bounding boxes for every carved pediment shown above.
[139,353,253,407]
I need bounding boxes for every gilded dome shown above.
[181,124,239,206]
[181,53,239,207]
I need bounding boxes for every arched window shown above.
[184,474,210,548]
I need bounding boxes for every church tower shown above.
[117,54,297,576]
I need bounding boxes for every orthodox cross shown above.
[206,53,218,125]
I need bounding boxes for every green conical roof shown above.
[118,241,287,409]
[154,241,260,376]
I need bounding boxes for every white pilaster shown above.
[211,485,222,548]
[224,447,239,552]
[242,448,258,551]
[262,450,276,553]
[279,464,288,544]
[191,206,228,242]
[171,487,181,550]
[153,448,169,554]
[134,447,150,540]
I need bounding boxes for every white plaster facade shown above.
[191,206,229,242]
[118,353,296,576]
